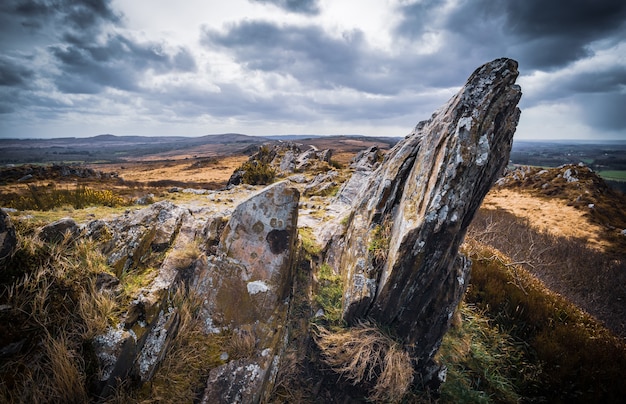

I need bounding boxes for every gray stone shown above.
[0,209,16,261]
[39,217,79,243]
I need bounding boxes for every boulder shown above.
[100,201,187,275]
[0,210,16,260]
[39,217,79,243]
[327,58,522,384]
[219,181,299,288]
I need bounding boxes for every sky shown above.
[0,0,625,141]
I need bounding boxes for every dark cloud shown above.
[250,0,320,15]
[1,0,197,95]
[202,20,478,98]
[581,92,626,131]
[51,34,197,94]
[4,0,120,37]
[396,0,626,70]
[0,56,34,87]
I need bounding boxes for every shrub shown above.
[239,160,276,185]
[464,239,626,402]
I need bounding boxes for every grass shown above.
[462,239,626,402]
[313,321,413,403]
[313,263,343,325]
[5,184,129,211]
[367,220,391,267]
[435,303,538,404]
[598,170,626,181]
[468,208,626,336]
[0,220,117,402]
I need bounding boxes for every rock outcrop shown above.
[88,182,299,401]
[326,58,522,384]
[0,210,16,261]
[228,143,333,186]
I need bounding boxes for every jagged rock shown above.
[327,58,522,384]
[200,359,267,404]
[0,209,16,260]
[101,201,187,274]
[304,170,339,196]
[38,217,79,243]
[228,143,334,186]
[334,146,382,206]
[93,203,218,397]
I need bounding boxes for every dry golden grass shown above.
[482,188,607,250]
[313,322,413,403]
[94,155,247,185]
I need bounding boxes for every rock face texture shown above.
[196,181,300,403]
[327,58,522,382]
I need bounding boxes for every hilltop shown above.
[1,59,626,403]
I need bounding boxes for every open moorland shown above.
[1,135,626,402]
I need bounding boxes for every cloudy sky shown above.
[1,0,625,141]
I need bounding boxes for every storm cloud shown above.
[250,0,320,15]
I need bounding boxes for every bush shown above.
[239,160,276,185]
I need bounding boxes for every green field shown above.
[599,170,626,181]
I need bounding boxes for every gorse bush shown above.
[10,184,128,211]
[240,160,276,185]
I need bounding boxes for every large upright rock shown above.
[329,58,522,381]
[196,181,300,403]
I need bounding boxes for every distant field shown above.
[599,170,626,181]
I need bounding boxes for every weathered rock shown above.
[304,170,339,196]
[0,209,16,261]
[200,359,267,404]
[92,203,216,397]
[38,217,79,243]
[195,181,299,402]
[100,201,187,275]
[219,181,299,288]
[328,58,522,383]
[334,146,382,206]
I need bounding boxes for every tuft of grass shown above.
[298,227,321,262]
[368,220,391,267]
[313,321,413,403]
[435,303,538,403]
